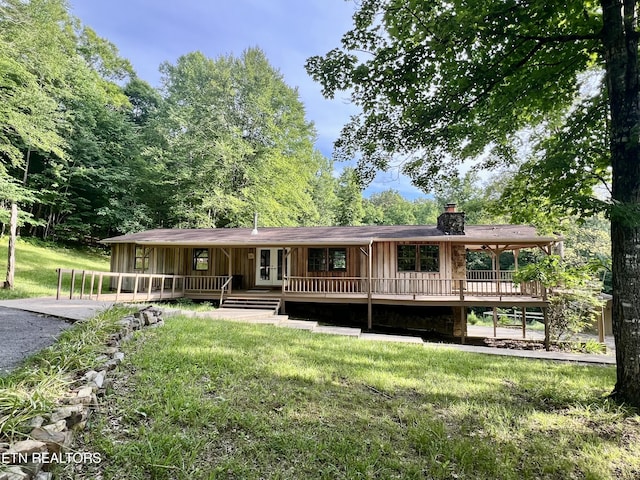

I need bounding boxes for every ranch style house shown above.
[83,204,558,339]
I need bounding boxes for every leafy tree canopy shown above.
[306,0,605,205]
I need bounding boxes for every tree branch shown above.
[516,32,603,43]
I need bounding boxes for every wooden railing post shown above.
[115,274,123,302]
[89,272,95,300]
[56,268,63,300]
[146,275,153,300]
[132,275,139,301]
[80,271,86,299]
[69,269,75,300]
[97,273,103,300]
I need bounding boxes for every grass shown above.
[0,306,138,441]
[64,316,639,480]
[0,237,110,299]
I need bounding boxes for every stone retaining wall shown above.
[0,307,164,480]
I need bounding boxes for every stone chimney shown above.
[437,203,465,235]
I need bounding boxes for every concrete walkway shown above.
[0,298,616,368]
[0,297,116,322]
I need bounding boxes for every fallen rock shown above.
[29,428,69,454]
[0,466,30,480]
[7,439,47,456]
[42,420,67,433]
[28,416,45,429]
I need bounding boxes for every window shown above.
[397,244,439,272]
[329,248,347,271]
[308,248,326,272]
[419,245,439,272]
[192,248,209,271]
[397,245,416,272]
[308,248,347,272]
[134,246,150,271]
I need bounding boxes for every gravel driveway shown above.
[0,306,73,375]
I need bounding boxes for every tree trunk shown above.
[601,0,640,406]
[4,202,18,290]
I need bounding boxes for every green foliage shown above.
[153,49,322,228]
[364,189,415,225]
[66,317,640,479]
[306,0,601,191]
[513,255,597,289]
[335,167,365,226]
[513,254,604,340]
[0,238,109,299]
[548,290,603,341]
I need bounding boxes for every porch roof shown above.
[101,224,557,249]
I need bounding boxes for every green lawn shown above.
[67,316,638,480]
[0,238,109,299]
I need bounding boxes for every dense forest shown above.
[0,0,609,277]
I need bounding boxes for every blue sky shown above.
[68,0,426,199]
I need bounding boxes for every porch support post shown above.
[460,306,467,344]
[521,307,526,339]
[492,306,498,337]
[543,306,550,351]
[495,245,502,298]
[221,248,232,295]
[281,247,294,315]
[368,242,373,330]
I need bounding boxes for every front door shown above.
[255,248,288,286]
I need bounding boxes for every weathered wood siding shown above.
[289,247,362,277]
[110,244,186,275]
[372,241,453,279]
[109,241,466,290]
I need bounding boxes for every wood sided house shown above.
[68,204,558,339]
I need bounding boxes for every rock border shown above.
[0,307,164,480]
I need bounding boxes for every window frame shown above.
[134,246,150,271]
[308,247,348,272]
[192,248,210,271]
[397,244,440,273]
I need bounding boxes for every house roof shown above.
[101,224,558,249]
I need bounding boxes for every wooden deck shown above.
[55,269,548,308]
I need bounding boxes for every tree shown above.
[335,167,365,226]
[155,49,321,228]
[306,1,640,405]
[0,0,74,286]
[308,151,339,226]
[364,189,415,225]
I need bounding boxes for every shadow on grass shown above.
[69,316,638,480]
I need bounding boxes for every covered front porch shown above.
[55,268,546,306]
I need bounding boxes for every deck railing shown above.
[56,270,235,303]
[285,276,367,294]
[370,278,455,296]
[466,270,515,281]
[56,269,187,301]
[285,276,544,299]
[184,275,232,304]
[56,269,544,302]
[184,276,232,293]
